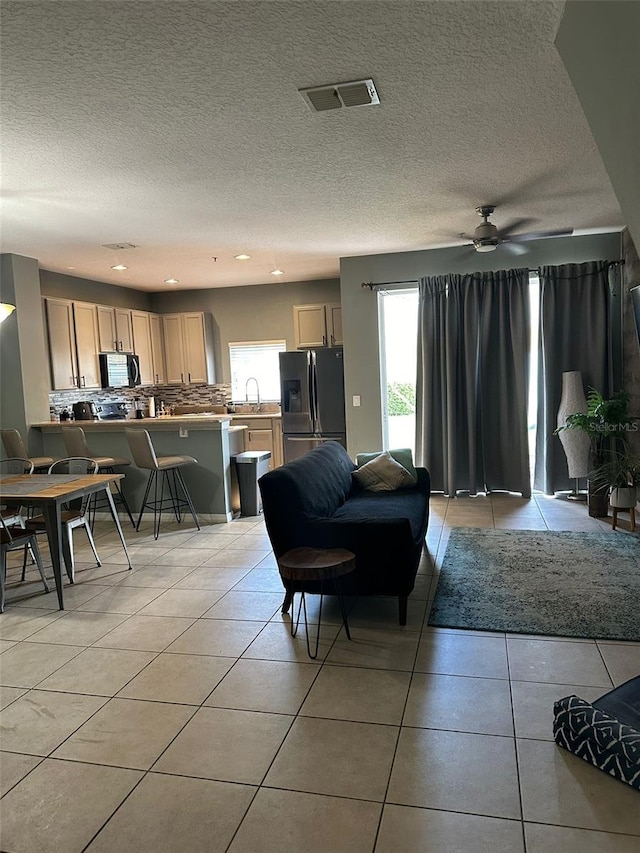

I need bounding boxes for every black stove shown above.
[95,402,129,421]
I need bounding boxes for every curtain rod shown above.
[361,260,625,291]
[361,280,418,290]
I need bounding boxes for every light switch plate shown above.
[352,395,361,407]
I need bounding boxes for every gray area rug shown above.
[428,528,640,640]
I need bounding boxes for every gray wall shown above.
[40,270,153,311]
[0,254,51,453]
[556,2,640,253]
[149,278,341,384]
[340,232,622,455]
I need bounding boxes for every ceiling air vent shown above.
[102,242,138,250]
[299,79,380,113]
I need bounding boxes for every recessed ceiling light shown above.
[164,278,179,284]
[270,269,285,276]
[111,264,128,271]
[234,254,251,260]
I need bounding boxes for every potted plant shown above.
[556,388,634,517]
[590,449,640,510]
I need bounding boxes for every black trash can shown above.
[235,451,271,516]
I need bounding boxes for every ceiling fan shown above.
[462,205,573,253]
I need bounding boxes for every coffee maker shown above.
[72,401,98,421]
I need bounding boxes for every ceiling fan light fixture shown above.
[474,241,498,253]
[270,269,285,276]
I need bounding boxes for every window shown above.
[229,340,286,402]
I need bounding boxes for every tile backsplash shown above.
[49,383,233,417]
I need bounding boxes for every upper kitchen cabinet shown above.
[44,297,101,391]
[149,314,166,384]
[293,302,342,348]
[162,311,215,384]
[131,311,154,385]
[132,311,166,385]
[72,302,101,389]
[97,305,134,352]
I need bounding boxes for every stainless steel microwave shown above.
[99,353,141,388]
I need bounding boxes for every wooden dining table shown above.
[0,473,132,610]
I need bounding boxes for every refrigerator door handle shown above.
[309,350,318,433]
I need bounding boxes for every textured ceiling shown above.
[0,1,625,291]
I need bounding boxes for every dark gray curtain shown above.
[534,261,614,494]
[415,268,531,497]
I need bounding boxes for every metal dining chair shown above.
[0,458,34,526]
[1,515,50,612]
[26,458,101,583]
[62,426,135,526]
[125,428,200,539]
[1,428,56,472]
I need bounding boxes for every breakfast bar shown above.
[32,416,247,522]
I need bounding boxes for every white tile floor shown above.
[1,494,639,852]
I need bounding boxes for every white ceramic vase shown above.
[610,486,637,509]
[557,371,591,478]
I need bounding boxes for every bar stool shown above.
[125,428,200,540]
[277,547,355,659]
[62,426,135,526]
[1,428,56,472]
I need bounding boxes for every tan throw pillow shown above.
[352,450,415,492]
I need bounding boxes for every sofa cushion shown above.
[356,448,418,483]
[333,485,429,543]
[352,451,416,492]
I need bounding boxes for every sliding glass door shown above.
[379,288,419,453]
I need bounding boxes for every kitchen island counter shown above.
[31,418,247,520]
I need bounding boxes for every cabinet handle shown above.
[118,340,123,351]
[81,375,86,387]
[155,374,159,384]
[180,373,184,383]
[322,335,326,346]
[330,335,334,346]
[188,372,191,383]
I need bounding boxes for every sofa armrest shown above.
[415,467,431,493]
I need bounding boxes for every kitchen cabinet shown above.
[72,302,102,389]
[232,417,282,469]
[149,314,166,384]
[45,298,77,390]
[44,298,101,391]
[293,302,342,348]
[162,311,215,384]
[97,306,134,352]
[131,311,154,385]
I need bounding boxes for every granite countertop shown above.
[34,415,233,430]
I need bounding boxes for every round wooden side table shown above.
[277,547,356,659]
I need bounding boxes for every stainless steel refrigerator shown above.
[280,348,346,463]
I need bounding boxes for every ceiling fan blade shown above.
[507,228,573,243]
[498,218,538,237]
[502,241,529,256]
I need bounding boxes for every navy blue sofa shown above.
[258,441,431,624]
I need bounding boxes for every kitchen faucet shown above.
[245,377,261,407]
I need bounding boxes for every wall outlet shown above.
[179,427,189,438]
[352,395,361,407]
